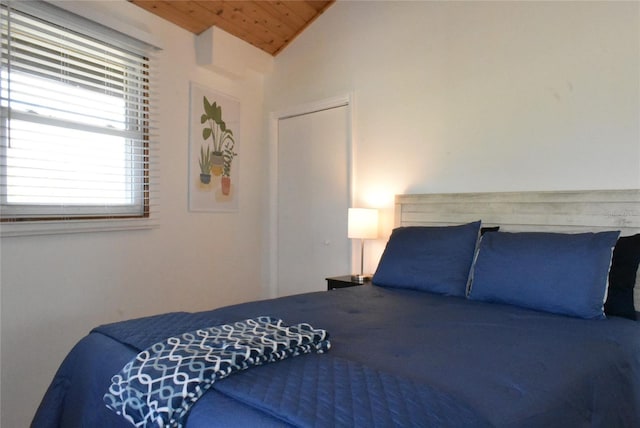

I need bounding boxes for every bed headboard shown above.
[395,189,640,309]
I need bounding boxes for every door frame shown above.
[268,94,355,298]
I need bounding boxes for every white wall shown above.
[0,2,270,426]
[265,0,640,271]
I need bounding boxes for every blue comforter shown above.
[104,317,330,427]
[32,285,640,427]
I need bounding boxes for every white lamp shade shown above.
[348,208,379,239]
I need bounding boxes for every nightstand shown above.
[326,275,372,290]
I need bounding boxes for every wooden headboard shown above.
[395,189,640,309]
[396,189,640,235]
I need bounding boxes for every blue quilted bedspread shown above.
[103,317,329,427]
[33,285,640,428]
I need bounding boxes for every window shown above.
[0,1,158,232]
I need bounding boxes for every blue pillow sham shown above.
[372,221,481,297]
[468,231,620,320]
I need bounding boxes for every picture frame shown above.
[188,82,240,212]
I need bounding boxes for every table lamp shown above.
[348,208,379,283]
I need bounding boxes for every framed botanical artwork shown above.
[188,83,240,211]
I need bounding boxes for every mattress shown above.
[32,285,640,427]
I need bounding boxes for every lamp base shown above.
[351,274,372,284]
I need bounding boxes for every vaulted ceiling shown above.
[128,0,335,56]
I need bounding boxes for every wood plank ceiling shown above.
[128,0,335,56]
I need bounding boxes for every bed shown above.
[32,190,640,428]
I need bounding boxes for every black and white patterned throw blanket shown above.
[103,316,330,427]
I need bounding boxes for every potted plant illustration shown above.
[221,139,237,196]
[201,96,234,177]
[198,145,212,184]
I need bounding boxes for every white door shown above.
[277,104,350,296]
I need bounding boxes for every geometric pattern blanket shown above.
[103,316,330,428]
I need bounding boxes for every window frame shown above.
[0,0,158,235]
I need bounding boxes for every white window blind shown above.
[0,0,159,235]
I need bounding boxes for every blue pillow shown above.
[372,221,481,296]
[469,231,620,319]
